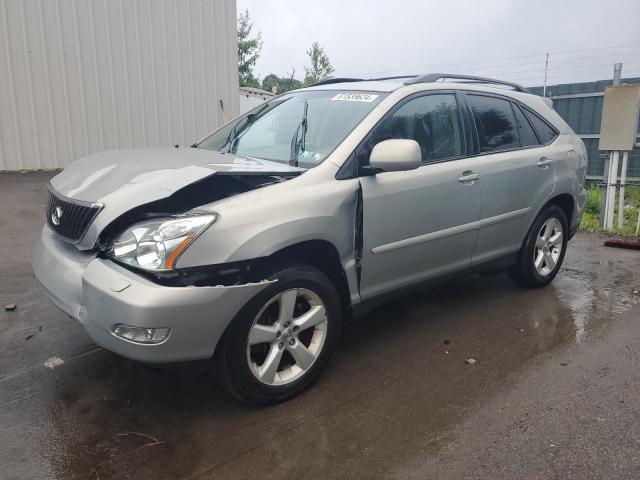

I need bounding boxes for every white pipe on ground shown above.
[603,151,613,227]
[618,151,629,229]
[606,151,619,230]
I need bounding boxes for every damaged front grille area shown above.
[46,185,104,243]
[97,173,286,247]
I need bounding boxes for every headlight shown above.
[108,213,217,270]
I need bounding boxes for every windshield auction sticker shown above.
[331,93,379,102]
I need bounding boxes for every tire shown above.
[508,204,568,288]
[214,262,342,405]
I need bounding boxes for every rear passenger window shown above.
[524,108,558,144]
[512,103,539,147]
[467,95,519,152]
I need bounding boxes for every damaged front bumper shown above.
[32,226,271,363]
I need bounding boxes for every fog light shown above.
[112,324,170,344]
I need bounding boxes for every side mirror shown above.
[369,139,422,172]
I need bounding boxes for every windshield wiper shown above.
[223,103,271,153]
[289,100,309,167]
[223,117,248,153]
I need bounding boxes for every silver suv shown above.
[32,74,587,404]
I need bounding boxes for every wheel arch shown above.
[517,192,576,254]
[545,193,575,228]
[261,240,353,318]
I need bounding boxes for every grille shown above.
[46,185,103,243]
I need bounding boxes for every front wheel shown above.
[508,204,568,288]
[214,263,342,405]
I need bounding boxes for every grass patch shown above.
[585,186,600,215]
[579,185,640,237]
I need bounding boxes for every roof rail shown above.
[311,75,418,87]
[404,73,529,93]
[310,73,530,93]
[311,77,364,86]
[370,75,420,81]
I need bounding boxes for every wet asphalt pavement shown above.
[1,171,640,480]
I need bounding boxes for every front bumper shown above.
[32,226,271,363]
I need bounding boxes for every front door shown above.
[357,92,482,299]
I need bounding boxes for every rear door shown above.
[464,93,560,265]
[357,92,482,299]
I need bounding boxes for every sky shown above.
[236,0,640,88]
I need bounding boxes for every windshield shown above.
[196,90,387,168]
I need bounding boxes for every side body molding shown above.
[372,208,531,255]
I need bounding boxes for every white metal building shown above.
[239,86,274,114]
[0,0,239,171]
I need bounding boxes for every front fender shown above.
[222,216,353,262]
[176,175,360,269]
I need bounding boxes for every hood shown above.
[51,147,304,202]
[49,148,304,250]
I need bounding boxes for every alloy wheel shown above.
[246,288,328,386]
[534,217,563,276]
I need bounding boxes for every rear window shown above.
[512,103,539,147]
[467,95,519,152]
[523,108,558,144]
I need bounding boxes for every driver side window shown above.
[357,93,464,167]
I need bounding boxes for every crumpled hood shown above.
[48,148,304,250]
[51,147,303,202]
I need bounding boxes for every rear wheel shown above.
[215,263,342,405]
[508,204,568,288]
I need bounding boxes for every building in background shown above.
[0,0,239,171]
[239,86,274,114]
[529,77,640,180]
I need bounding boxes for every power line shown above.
[506,69,640,85]
[338,43,640,78]
[463,52,640,75]
[464,61,640,79]
[336,63,640,89]
[541,43,640,58]
[512,65,640,78]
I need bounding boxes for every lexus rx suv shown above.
[32,74,587,404]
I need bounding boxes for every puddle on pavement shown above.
[3,240,639,479]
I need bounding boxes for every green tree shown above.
[261,73,303,94]
[283,77,304,92]
[261,73,280,93]
[237,9,262,88]
[303,42,334,86]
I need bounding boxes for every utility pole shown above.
[542,53,549,97]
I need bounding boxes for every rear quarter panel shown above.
[517,93,588,231]
[556,134,588,230]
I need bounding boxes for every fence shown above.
[528,77,640,180]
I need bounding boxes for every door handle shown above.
[458,171,479,184]
[537,157,553,168]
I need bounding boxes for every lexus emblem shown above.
[51,206,63,226]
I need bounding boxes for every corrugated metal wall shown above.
[0,0,239,171]
[529,77,640,178]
